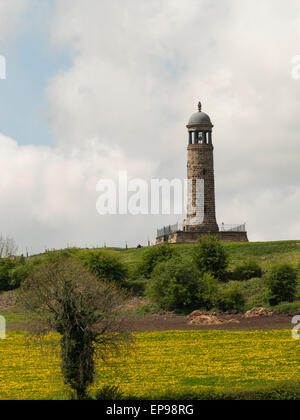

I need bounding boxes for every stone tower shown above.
[183,102,219,234]
[156,100,249,244]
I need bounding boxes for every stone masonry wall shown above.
[156,230,249,244]
[186,144,219,234]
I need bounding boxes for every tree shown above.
[193,236,229,280]
[0,258,16,291]
[216,284,246,313]
[267,264,298,306]
[18,258,132,399]
[0,235,18,258]
[146,256,200,311]
[196,272,219,310]
[81,251,128,287]
[233,260,262,281]
[138,244,178,278]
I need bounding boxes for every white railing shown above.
[157,222,246,237]
[219,223,246,232]
[157,223,182,238]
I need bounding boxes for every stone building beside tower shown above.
[156,102,248,244]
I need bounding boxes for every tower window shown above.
[203,169,206,176]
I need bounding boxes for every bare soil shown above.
[1,292,298,332]
[125,311,298,332]
[0,292,16,311]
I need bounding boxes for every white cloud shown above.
[2,0,300,251]
[0,0,33,42]
[0,133,154,253]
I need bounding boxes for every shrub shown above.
[233,260,262,281]
[81,251,128,287]
[196,272,219,310]
[192,236,229,280]
[0,258,16,291]
[267,264,298,306]
[216,284,245,313]
[138,244,178,278]
[9,263,33,289]
[127,276,148,295]
[146,257,200,311]
[238,277,270,310]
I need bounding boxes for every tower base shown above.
[156,230,249,245]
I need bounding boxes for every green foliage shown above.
[81,251,128,287]
[267,264,298,306]
[196,272,219,310]
[126,276,148,295]
[237,277,270,310]
[233,260,263,281]
[216,283,246,313]
[0,259,16,291]
[18,240,300,313]
[146,257,200,311]
[9,264,33,289]
[56,282,95,400]
[95,385,124,400]
[138,244,178,278]
[271,301,300,313]
[193,236,229,280]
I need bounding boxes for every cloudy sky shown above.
[0,0,299,254]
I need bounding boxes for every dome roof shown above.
[187,102,213,128]
[189,111,211,124]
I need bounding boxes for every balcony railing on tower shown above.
[219,223,246,232]
[157,223,246,238]
[157,223,182,238]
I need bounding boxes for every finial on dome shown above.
[198,101,202,112]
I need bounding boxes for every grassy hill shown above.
[31,240,300,271]
[1,240,300,323]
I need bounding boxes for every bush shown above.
[9,264,33,289]
[267,264,298,306]
[127,276,148,295]
[271,301,300,313]
[138,244,178,278]
[196,272,219,310]
[193,236,229,280]
[0,258,16,291]
[238,277,269,310]
[146,257,200,311]
[81,251,128,287]
[216,284,246,313]
[233,260,262,281]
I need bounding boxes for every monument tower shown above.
[156,101,248,244]
[183,101,219,234]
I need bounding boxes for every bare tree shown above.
[0,235,18,258]
[18,258,133,399]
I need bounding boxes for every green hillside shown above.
[32,240,300,271]
[1,240,300,324]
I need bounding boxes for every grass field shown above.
[32,240,300,272]
[0,330,299,400]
